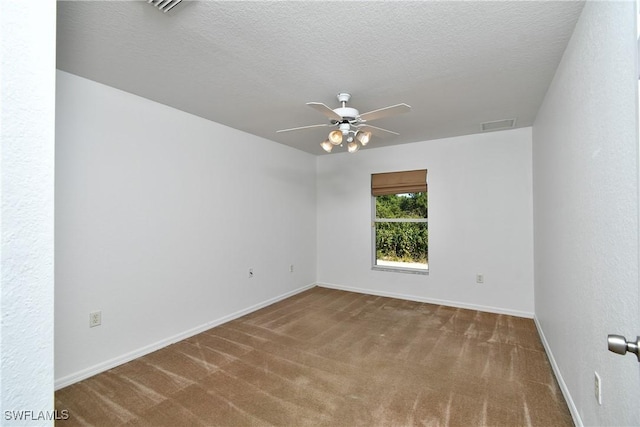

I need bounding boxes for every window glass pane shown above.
[375,222,428,268]
[375,193,427,219]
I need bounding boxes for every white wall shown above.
[533,2,640,425]
[317,128,534,316]
[0,0,56,424]
[55,71,317,387]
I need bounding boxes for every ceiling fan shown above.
[277,93,411,153]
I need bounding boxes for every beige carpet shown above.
[55,287,573,426]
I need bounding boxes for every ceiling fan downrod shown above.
[337,92,351,108]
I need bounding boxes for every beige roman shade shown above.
[371,169,427,196]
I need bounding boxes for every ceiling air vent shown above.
[481,118,516,132]
[147,0,182,13]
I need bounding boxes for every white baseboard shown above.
[54,283,316,390]
[317,282,534,318]
[534,316,583,427]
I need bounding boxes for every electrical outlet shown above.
[249,268,254,278]
[476,273,484,284]
[289,264,294,273]
[594,371,602,405]
[89,310,102,328]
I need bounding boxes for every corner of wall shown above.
[533,316,583,426]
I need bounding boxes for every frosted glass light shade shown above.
[329,130,342,145]
[347,141,360,153]
[320,139,333,152]
[357,131,372,146]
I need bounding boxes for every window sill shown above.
[372,265,429,275]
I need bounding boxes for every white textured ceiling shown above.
[57,1,584,155]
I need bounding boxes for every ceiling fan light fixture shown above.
[320,139,334,153]
[278,92,411,154]
[357,130,372,146]
[329,130,343,145]
[347,141,360,153]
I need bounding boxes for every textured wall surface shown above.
[533,2,640,425]
[55,71,317,387]
[0,0,56,425]
[317,128,534,317]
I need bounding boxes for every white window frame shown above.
[371,195,429,275]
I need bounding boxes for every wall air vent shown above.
[147,0,182,13]
[481,118,516,132]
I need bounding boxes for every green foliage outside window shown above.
[375,193,428,264]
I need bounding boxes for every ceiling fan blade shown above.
[306,102,343,121]
[359,103,411,122]
[276,123,331,133]
[359,124,400,137]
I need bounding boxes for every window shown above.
[371,169,428,273]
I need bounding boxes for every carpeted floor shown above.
[55,287,573,426]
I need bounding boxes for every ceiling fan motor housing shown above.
[334,107,359,121]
